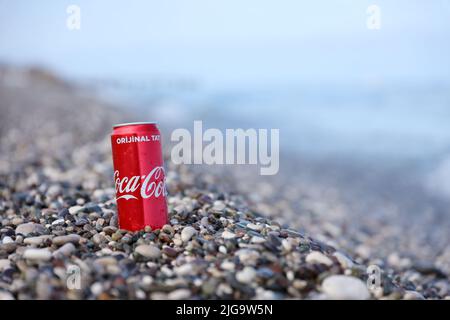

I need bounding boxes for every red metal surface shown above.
[111,122,168,231]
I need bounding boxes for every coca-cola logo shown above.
[114,166,167,201]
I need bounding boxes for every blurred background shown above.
[1,1,450,266]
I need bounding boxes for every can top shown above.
[113,121,157,128]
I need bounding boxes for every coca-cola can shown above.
[111,122,168,231]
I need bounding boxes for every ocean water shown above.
[101,82,450,163]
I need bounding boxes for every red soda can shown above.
[111,122,168,231]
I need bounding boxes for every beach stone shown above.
[24,235,52,246]
[23,248,52,261]
[181,226,197,243]
[174,263,195,276]
[0,243,16,254]
[162,246,178,258]
[247,223,263,232]
[168,288,191,300]
[53,243,76,258]
[235,249,260,266]
[51,218,65,226]
[68,205,83,215]
[222,230,236,240]
[251,236,266,244]
[135,245,161,260]
[1,236,14,244]
[52,234,81,246]
[0,259,11,271]
[212,201,226,211]
[322,275,371,300]
[95,256,117,267]
[15,222,46,236]
[236,267,256,284]
[404,291,425,300]
[306,251,333,266]
[333,251,354,269]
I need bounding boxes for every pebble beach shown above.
[0,67,449,300]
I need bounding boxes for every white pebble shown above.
[251,236,266,244]
[236,267,256,284]
[1,236,14,244]
[333,251,354,269]
[306,251,333,266]
[181,226,197,243]
[69,205,84,215]
[23,248,52,261]
[168,288,191,300]
[221,230,236,240]
[322,275,370,300]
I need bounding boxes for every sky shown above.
[0,0,449,87]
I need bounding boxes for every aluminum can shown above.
[111,122,168,231]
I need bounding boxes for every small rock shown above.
[222,230,236,240]
[23,235,52,246]
[212,201,226,211]
[15,223,46,236]
[95,256,117,267]
[0,259,11,271]
[168,288,191,300]
[322,275,370,300]
[135,245,161,260]
[181,226,197,243]
[162,246,178,258]
[53,243,76,258]
[23,248,52,261]
[1,236,14,244]
[333,251,354,269]
[235,249,260,266]
[247,223,263,232]
[68,205,84,215]
[52,234,81,246]
[251,236,266,244]
[51,219,65,226]
[236,267,256,284]
[306,251,333,266]
[404,291,425,300]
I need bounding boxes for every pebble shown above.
[15,223,46,236]
[1,236,14,244]
[222,230,236,240]
[251,236,266,244]
[322,275,371,300]
[135,245,161,260]
[404,291,425,300]
[181,226,197,243]
[69,205,84,215]
[212,201,226,212]
[236,267,256,284]
[247,223,263,232]
[0,259,11,271]
[162,246,178,258]
[52,234,81,246]
[235,249,260,266]
[306,251,333,266]
[23,248,52,261]
[53,243,76,258]
[23,235,52,246]
[95,256,117,267]
[168,288,191,300]
[333,251,354,269]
